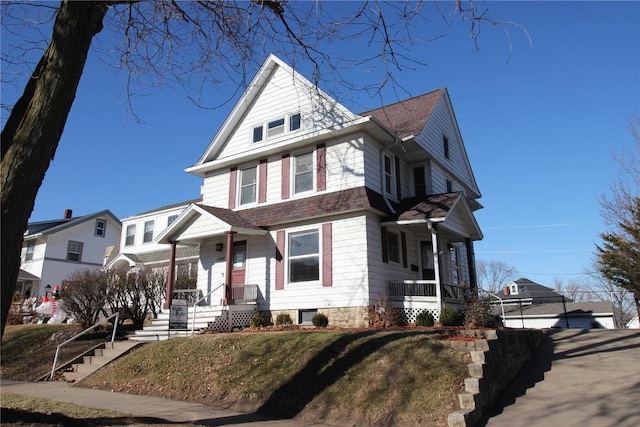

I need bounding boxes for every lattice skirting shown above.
[203,307,257,333]
[400,307,440,324]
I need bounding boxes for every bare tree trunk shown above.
[1,1,108,339]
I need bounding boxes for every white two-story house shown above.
[18,209,121,300]
[150,54,482,328]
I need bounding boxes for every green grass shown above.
[2,325,471,426]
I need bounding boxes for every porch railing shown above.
[442,283,466,301]
[388,280,467,301]
[231,284,258,304]
[389,281,437,298]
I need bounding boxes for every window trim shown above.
[443,135,450,159]
[67,241,83,263]
[25,241,35,262]
[125,224,136,246]
[292,150,315,195]
[238,164,258,206]
[386,230,401,265]
[287,228,321,284]
[251,112,301,143]
[143,220,154,244]
[383,153,396,197]
[95,219,106,237]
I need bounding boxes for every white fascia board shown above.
[379,218,446,227]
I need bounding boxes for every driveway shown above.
[482,329,640,427]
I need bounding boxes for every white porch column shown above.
[428,222,442,307]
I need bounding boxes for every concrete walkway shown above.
[0,378,329,426]
[483,329,640,427]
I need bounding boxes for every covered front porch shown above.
[156,203,268,315]
[380,192,483,323]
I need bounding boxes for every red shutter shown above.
[322,223,332,286]
[401,231,407,268]
[281,154,290,200]
[259,159,267,203]
[317,143,326,191]
[228,167,237,209]
[395,156,402,199]
[275,230,285,290]
[381,226,388,263]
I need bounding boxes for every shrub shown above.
[367,295,403,328]
[439,305,463,326]
[275,313,293,326]
[312,313,329,327]
[250,312,268,328]
[60,269,109,329]
[415,310,435,327]
[463,297,494,328]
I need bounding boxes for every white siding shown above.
[120,205,189,254]
[415,98,478,196]
[325,137,366,192]
[265,216,370,310]
[216,66,355,160]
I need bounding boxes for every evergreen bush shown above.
[415,310,435,327]
[312,313,329,327]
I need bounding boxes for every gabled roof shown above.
[24,210,120,239]
[361,89,444,140]
[188,54,357,174]
[504,278,564,301]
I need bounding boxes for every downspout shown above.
[164,240,177,309]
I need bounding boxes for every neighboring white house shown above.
[18,209,121,300]
[145,54,483,328]
[105,199,201,277]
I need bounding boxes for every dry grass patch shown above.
[81,330,469,426]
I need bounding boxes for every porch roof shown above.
[18,269,39,281]
[381,192,483,240]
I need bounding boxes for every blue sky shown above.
[2,1,639,288]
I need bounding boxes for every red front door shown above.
[231,240,247,286]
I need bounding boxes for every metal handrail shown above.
[50,312,119,381]
[191,284,225,334]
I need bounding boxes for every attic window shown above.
[252,125,264,143]
[252,112,301,143]
[510,284,519,295]
[267,118,285,138]
[443,135,450,159]
[95,219,106,237]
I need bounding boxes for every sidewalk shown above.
[1,378,329,426]
[483,329,640,427]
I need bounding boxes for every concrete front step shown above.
[61,341,140,383]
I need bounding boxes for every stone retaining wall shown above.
[443,329,545,427]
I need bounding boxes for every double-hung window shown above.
[293,151,314,194]
[125,225,135,246]
[143,220,154,243]
[25,241,35,262]
[386,230,401,264]
[239,166,257,205]
[95,219,106,237]
[384,154,394,196]
[67,241,83,262]
[288,229,319,283]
